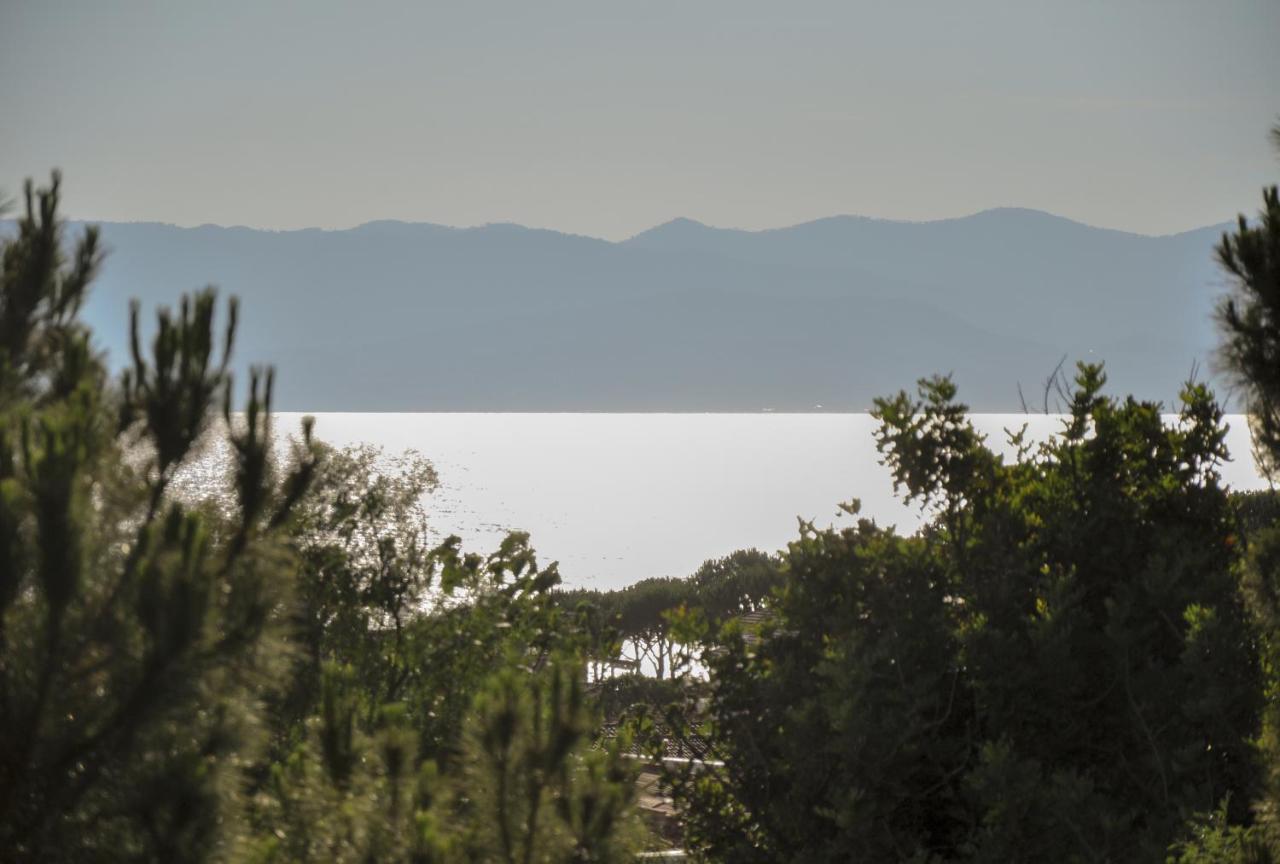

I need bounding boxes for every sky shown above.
[2,0,1278,240]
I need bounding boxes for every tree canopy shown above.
[0,174,649,862]
[665,368,1262,862]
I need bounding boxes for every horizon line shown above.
[54,205,1232,244]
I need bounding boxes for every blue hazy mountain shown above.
[73,209,1231,411]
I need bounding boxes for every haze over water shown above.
[275,413,1269,591]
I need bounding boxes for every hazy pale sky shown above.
[2,0,1277,239]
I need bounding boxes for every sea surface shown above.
[250,414,1272,592]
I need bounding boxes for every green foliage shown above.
[272,443,438,744]
[593,673,689,721]
[552,587,626,682]
[0,173,644,862]
[613,577,689,680]
[668,367,1261,862]
[247,452,645,860]
[235,424,647,861]
[250,657,643,863]
[399,530,573,763]
[451,657,643,862]
[249,664,428,863]
[552,549,782,685]
[688,549,783,625]
[1186,120,1280,859]
[0,173,318,860]
[1233,490,1280,545]
[1169,802,1279,864]
[1216,125,1280,480]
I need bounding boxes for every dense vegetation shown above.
[647,122,1280,863]
[662,369,1262,861]
[0,121,1277,861]
[0,176,643,862]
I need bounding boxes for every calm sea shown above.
[253,414,1269,592]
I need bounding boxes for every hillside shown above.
[74,210,1231,411]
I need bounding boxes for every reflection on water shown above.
[194,413,1268,592]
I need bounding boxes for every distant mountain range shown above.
[70,209,1233,411]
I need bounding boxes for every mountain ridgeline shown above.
[76,209,1229,411]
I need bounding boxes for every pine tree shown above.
[1181,120,1280,860]
[451,657,643,863]
[0,173,317,860]
[1217,124,1280,481]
